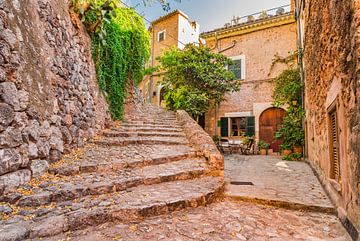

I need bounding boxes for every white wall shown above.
[177,15,200,49]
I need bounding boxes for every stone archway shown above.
[259,107,286,152]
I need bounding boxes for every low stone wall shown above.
[0,0,109,194]
[176,110,224,175]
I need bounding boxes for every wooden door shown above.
[259,108,285,152]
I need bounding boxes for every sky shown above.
[125,0,291,32]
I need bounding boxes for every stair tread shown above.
[50,144,197,175]
[115,127,183,132]
[0,177,223,238]
[103,130,186,137]
[12,158,209,207]
[93,136,189,146]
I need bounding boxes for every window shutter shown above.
[220,117,229,137]
[246,116,255,137]
[330,111,340,182]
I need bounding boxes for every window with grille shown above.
[329,105,341,184]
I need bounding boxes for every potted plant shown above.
[241,134,250,145]
[213,135,221,144]
[280,143,292,156]
[293,146,303,154]
[258,140,270,155]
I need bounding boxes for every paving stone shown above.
[31,201,351,241]
[0,223,29,241]
[225,155,335,212]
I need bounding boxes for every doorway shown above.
[259,107,285,152]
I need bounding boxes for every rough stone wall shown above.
[0,0,109,194]
[176,110,224,176]
[303,0,360,233]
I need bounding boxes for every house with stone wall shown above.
[138,10,200,106]
[200,4,297,152]
[299,0,360,239]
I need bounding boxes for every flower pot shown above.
[293,146,303,154]
[260,149,267,155]
[267,149,274,155]
[282,149,292,156]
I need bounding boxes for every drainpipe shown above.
[219,40,237,53]
[295,0,306,157]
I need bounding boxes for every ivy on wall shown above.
[71,0,150,119]
[273,68,305,154]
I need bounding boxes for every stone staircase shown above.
[0,104,224,240]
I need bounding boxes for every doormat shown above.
[230,181,254,185]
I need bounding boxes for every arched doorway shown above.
[259,107,285,152]
[159,87,166,107]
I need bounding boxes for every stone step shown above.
[49,147,197,176]
[103,130,186,138]
[119,123,182,129]
[114,126,183,133]
[0,177,224,239]
[8,159,208,207]
[92,136,189,147]
[125,118,178,122]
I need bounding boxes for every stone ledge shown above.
[176,110,224,173]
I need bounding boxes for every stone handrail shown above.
[176,110,224,175]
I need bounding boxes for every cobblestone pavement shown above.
[34,201,351,241]
[225,155,334,212]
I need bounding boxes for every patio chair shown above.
[219,138,232,154]
[240,138,254,155]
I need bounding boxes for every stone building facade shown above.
[138,10,200,105]
[201,7,297,152]
[0,0,109,194]
[301,0,360,238]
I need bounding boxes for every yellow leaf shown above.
[129,224,137,232]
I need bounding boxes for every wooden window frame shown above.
[327,99,341,191]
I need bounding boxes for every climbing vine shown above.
[268,51,297,77]
[71,0,150,119]
[273,68,305,157]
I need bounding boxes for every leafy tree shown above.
[157,45,241,117]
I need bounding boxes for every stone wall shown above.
[0,0,109,194]
[176,110,224,175]
[303,0,360,236]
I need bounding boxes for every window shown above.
[158,30,166,42]
[220,116,254,137]
[229,55,246,80]
[230,117,255,137]
[328,103,341,184]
